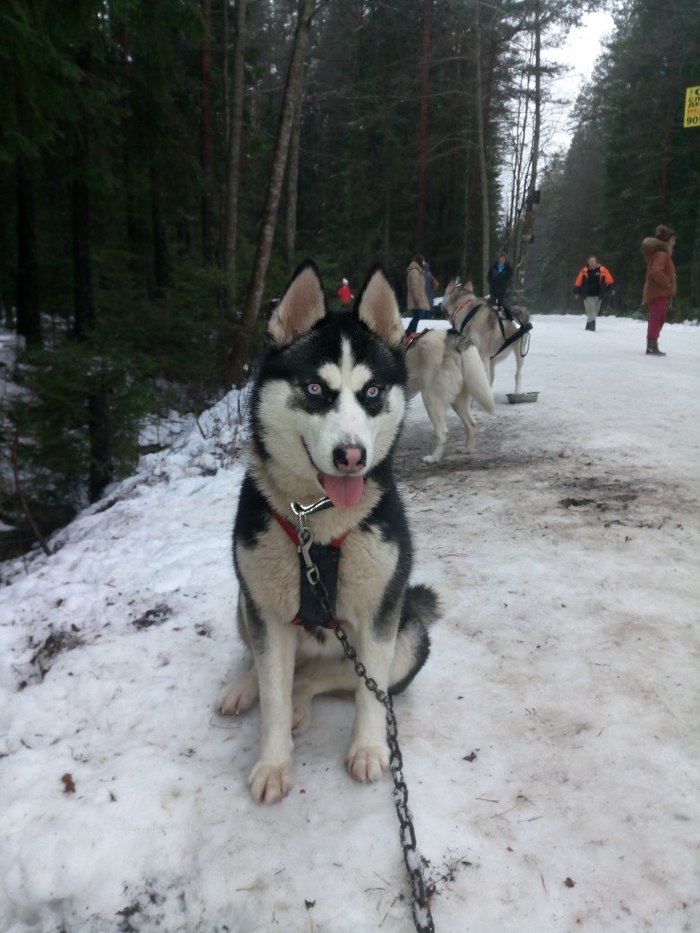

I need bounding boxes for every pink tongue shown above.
[321,474,365,509]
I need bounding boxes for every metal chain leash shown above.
[291,499,435,933]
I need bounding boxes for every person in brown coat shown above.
[641,224,677,356]
[406,254,430,335]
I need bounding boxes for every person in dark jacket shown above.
[574,256,615,331]
[487,253,513,306]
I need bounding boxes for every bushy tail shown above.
[403,583,441,627]
[391,584,441,695]
[461,344,495,412]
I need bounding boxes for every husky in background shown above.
[442,279,531,395]
[218,262,440,804]
[404,328,494,463]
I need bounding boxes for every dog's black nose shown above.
[333,445,366,473]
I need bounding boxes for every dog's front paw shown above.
[422,454,437,464]
[345,743,389,783]
[248,759,294,804]
[217,668,259,716]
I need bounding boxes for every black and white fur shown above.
[218,262,440,804]
[442,279,530,395]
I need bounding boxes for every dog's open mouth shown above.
[319,473,365,509]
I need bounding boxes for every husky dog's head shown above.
[442,278,477,328]
[250,261,407,510]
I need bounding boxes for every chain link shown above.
[333,624,435,933]
[292,512,434,933]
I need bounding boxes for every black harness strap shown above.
[490,320,533,360]
[271,508,347,631]
[457,298,533,359]
[458,301,486,334]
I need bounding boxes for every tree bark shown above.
[150,152,170,297]
[474,0,490,292]
[231,0,321,384]
[222,0,247,306]
[15,163,42,346]
[72,170,94,340]
[516,0,541,297]
[417,0,431,253]
[200,0,214,265]
[285,99,302,276]
[87,387,113,502]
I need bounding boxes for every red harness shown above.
[271,508,348,549]
[403,329,430,351]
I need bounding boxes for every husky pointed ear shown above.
[355,266,404,348]
[268,261,327,347]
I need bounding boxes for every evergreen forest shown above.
[1,0,699,555]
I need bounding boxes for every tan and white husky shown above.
[404,327,495,463]
[441,279,531,395]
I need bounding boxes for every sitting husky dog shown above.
[441,279,531,395]
[218,262,440,804]
[405,328,494,463]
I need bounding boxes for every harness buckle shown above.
[290,496,333,521]
[306,565,321,586]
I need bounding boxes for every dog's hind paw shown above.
[248,759,294,804]
[217,668,259,716]
[345,743,389,783]
[291,694,313,735]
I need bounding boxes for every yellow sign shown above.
[684,86,700,127]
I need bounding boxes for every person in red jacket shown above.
[573,256,615,331]
[641,224,677,356]
[336,278,353,304]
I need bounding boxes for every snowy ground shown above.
[0,314,698,933]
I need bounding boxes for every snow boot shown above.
[646,339,666,356]
[585,319,596,331]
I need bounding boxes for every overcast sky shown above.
[545,10,616,150]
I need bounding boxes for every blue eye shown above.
[365,384,383,400]
[306,383,323,397]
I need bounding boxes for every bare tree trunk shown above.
[286,99,302,276]
[383,195,391,268]
[150,153,170,297]
[474,0,490,292]
[200,0,214,264]
[516,0,541,297]
[529,0,541,211]
[417,0,431,253]
[691,195,700,308]
[461,169,470,280]
[231,0,321,384]
[16,163,42,346]
[660,69,673,216]
[88,387,113,502]
[72,169,94,340]
[222,0,247,307]
[9,430,52,556]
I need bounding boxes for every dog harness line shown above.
[272,501,435,932]
[455,299,486,333]
[453,297,533,359]
[270,506,348,629]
